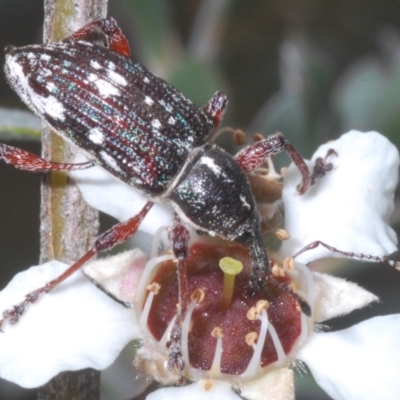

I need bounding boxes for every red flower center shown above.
[137,240,310,382]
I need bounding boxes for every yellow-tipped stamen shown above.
[204,381,213,391]
[233,129,247,145]
[219,256,243,308]
[255,299,269,314]
[253,133,264,142]
[283,256,295,272]
[211,326,224,338]
[271,263,285,277]
[190,288,205,304]
[247,306,257,321]
[275,228,291,241]
[245,331,259,346]
[146,282,161,295]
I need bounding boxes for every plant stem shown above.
[38,1,107,399]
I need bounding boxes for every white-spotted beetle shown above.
[1,18,316,372]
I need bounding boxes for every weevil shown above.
[1,18,319,372]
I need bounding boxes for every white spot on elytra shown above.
[143,77,150,84]
[90,60,102,70]
[107,69,127,86]
[46,81,56,92]
[88,73,120,97]
[167,116,176,125]
[41,96,65,120]
[240,194,251,209]
[144,96,154,106]
[40,54,51,62]
[99,151,122,173]
[5,55,65,121]
[200,156,221,175]
[107,61,116,71]
[152,119,161,129]
[88,128,104,145]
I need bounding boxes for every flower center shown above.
[134,237,313,383]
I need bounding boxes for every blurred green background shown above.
[1,0,400,399]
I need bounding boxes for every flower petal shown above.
[147,380,242,400]
[312,272,378,322]
[83,249,148,304]
[71,152,174,232]
[237,368,294,400]
[298,314,400,400]
[280,131,399,263]
[0,260,139,388]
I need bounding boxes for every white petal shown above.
[71,152,174,232]
[298,315,400,400]
[280,131,399,263]
[237,368,294,400]
[0,260,139,388]
[83,249,148,304]
[147,380,242,400]
[313,272,378,322]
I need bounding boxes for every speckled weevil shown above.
[0,18,318,371]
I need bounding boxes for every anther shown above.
[211,327,224,338]
[247,307,257,321]
[271,263,285,277]
[233,129,247,146]
[146,282,161,294]
[282,257,295,271]
[255,300,269,314]
[253,133,264,142]
[204,381,213,391]
[275,228,291,241]
[190,288,205,304]
[245,331,259,346]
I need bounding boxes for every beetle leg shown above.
[310,148,338,185]
[65,18,131,57]
[0,202,153,331]
[234,133,312,194]
[0,143,94,172]
[202,91,229,137]
[166,222,190,380]
[292,240,400,269]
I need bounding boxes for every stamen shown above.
[234,129,247,145]
[265,311,285,365]
[271,263,285,277]
[242,308,269,379]
[283,257,295,272]
[134,253,175,310]
[211,327,224,338]
[275,229,291,241]
[219,257,243,308]
[255,300,269,314]
[146,282,161,294]
[204,380,213,391]
[191,288,205,304]
[181,299,198,367]
[247,306,257,321]
[139,289,155,333]
[253,133,264,142]
[245,331,258,347]
[159,314,177,349]
[290,263,315,317]
[210,327,224,375]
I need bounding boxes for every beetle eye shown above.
[133,238,314,383]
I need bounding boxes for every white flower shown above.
[0,130,398,400]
